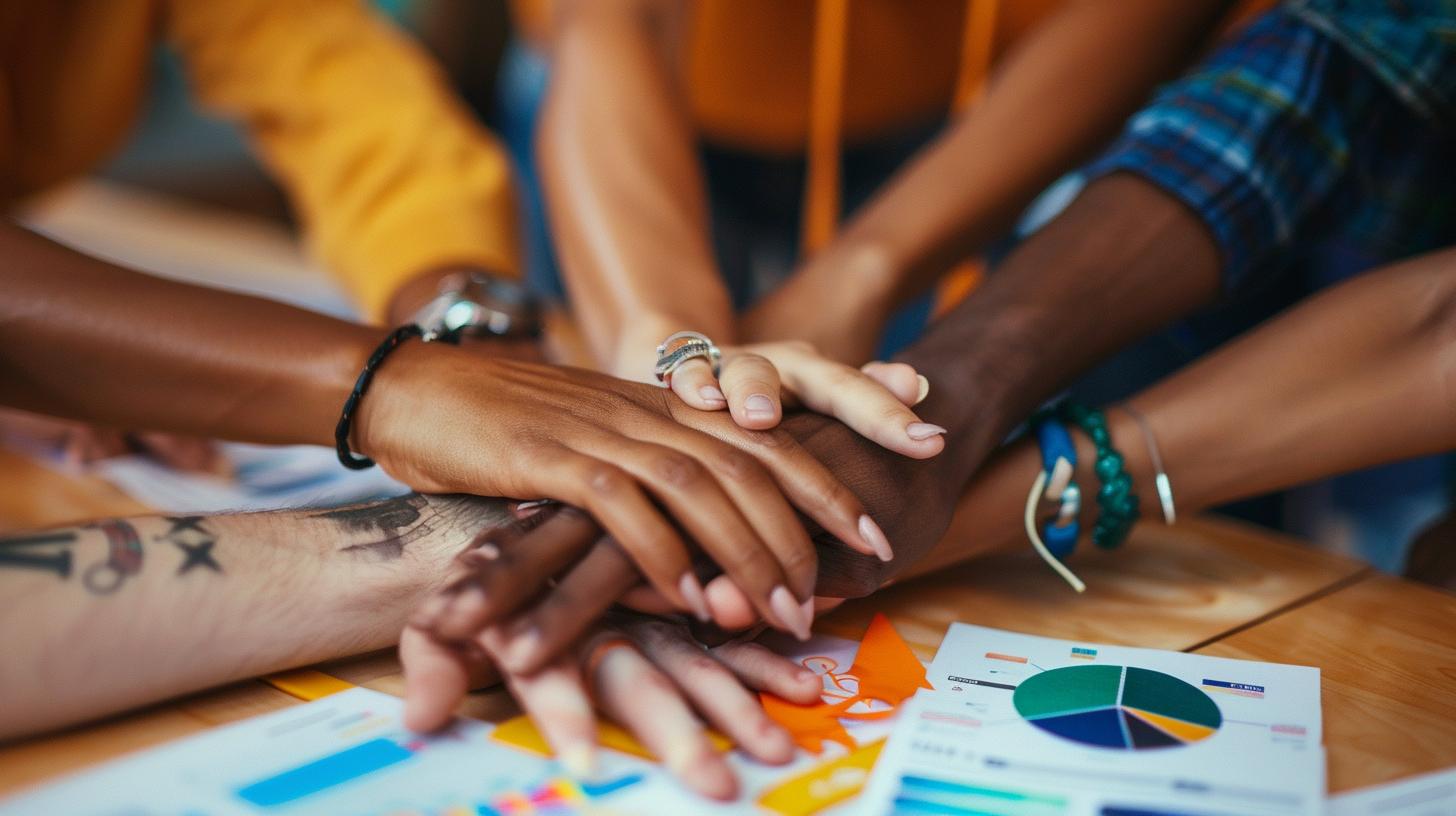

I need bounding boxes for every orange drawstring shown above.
[803,0,999,308]
[802,0,850,256]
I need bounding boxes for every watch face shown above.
[426,273,540,338]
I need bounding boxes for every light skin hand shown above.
[403,608,819,801]
[661,340,946,460]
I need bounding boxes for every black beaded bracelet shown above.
[335,324,425,470]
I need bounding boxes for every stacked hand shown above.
[401,401,966,798]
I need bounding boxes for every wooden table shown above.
[3,182,1453,803]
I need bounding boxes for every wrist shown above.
[348,338,473,480]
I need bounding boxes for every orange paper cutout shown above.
[843,613,933,713]
[762,613,930,753]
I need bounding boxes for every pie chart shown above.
[1012,665,1221,750]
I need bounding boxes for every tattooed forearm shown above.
[157,516,222,575]
[314,493,513,562]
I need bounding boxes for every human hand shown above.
[0,408,226,475]
[403,603,820,801]
[356,344,891,639]
[408,395,967,682]
[657,338,946,460]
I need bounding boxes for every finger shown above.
[704,574,760,631]
[543,448,702,617]
[859,361,928,406]
[618,585,678,616]
[718,352,782,430]
[628,619,796,764]
[692,420,893,564]
[710,638,823,704]
[502,653,599,779]
[666,357,728,411]
[423,508,601,642]
[613,437,812,640]
[588,634,738,800]
[400,627,498,733]
[779,354,945,459]
[484,537,641,675]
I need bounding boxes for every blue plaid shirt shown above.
[1084,0,1456,293]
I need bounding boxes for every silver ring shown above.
[654,331,722,385]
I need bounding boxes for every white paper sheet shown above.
[860,624,1325,816]
[1328,766,1456,815]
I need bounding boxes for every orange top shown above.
[0,0,518,321]
[512,0,1276,255]
[513,0,1060,154]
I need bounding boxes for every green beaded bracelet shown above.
[1059,403,1140,549]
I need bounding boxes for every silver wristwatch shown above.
[409,271,541,342]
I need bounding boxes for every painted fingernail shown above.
[770,585,813,641]
[561,744,597,779]
[698,385,727,406]
[915,375,930,405]
[906,422,947,441]
[859,514,894,562]
[678,572,713,623]
[745,394,776,419]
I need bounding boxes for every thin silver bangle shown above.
[1118,403,1177,525]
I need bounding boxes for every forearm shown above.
[539,0,734,376]
[902,247,1456,573]
[897,173,1222,489]
[0,223,377,444]
[0,493,509,738]
[829,0,1234,307]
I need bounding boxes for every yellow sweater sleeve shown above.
[165,0,519,322]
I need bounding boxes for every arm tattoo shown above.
[313,493,431,561]
[313,493,514,562]
[0,531,76,578]
[82,520,144,595]
[157,516,222,575]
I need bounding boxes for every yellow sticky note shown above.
[263,669,356,701]
[491,715,731,761]
[757,739,885,816]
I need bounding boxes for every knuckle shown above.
[652,452,705,490]
[585,463,630,497]
[682,654,723,677]
[783,339,815,356]
[710,448,766,485]
[779,544,818,576]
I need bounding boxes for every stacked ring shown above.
[654,331,723,386]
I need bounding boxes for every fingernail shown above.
[906,422,947,441]
[745,394,776,419]
[699,385,727,406]
[859,514,894,562]
[915,375,930,405]
[678,572,713,623]
[770,585,812,641]
[561,744,597,779]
